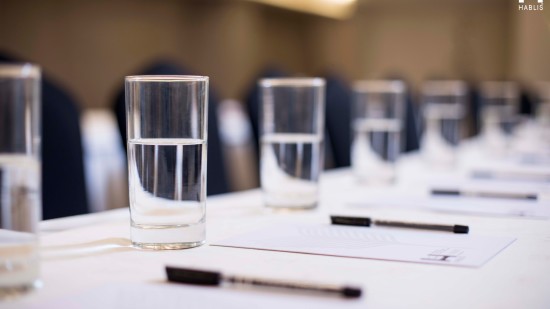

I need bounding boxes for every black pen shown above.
[431,188,538,200]
[166,266,362,299]
[330,215,469,234]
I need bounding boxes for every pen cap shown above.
[453,225,469,234]
[166,266,222,286]
[343,287,363,298]
[331,216,372,227]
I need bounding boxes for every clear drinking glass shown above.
[420,80,467,167]
[351,80,405,183]
[125,76,208,250]
[0,63,41,298]
[480,82,519,154]
[259,78,325,209]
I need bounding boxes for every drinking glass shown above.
[259,78,325,209]
[480,81,519,153]
[0,63,41,298]
[420,80,467,167]
[125,76,208,249]
[351,80,405,183]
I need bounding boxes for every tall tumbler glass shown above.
[259,78,325,209]
[351,80,405,184]
[0,64,41,298]
[420,80,467,167]
[125,76,208,250]
[480,81,519,154]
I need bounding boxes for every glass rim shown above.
[125,75,209,82]
[0,63,41,78]
[353,80,405,93]
[259,77,325,87]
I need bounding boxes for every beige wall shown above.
[1,0,190,108]
[0,0,548,108]
[510,6,550,84]
[351,0,517,90]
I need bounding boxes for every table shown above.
[5,157,550,308]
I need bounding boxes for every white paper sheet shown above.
[30,282,365,309]
[428,195,550,218]
[212,224,515,268]
[348,193,550,219]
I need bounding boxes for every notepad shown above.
[348,193,550,219]
[347,179,550,218]
[212,224,515,268]
[429,195,550,218]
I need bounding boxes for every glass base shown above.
[354,166,396,185]
[130,221,205,250]
[133,240,205,250]
[0,281,40,300]
[263,190,319,210]
[265,203,318,211]
[356,178,395,185]
[355,173,396,185]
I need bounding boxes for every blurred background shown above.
[1,0,549,217]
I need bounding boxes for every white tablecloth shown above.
[5,159,550,308]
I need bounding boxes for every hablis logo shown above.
[519,0,543,10]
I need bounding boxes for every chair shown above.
[112,60,229,195]
[403,90,421,152]
[519,87,535,116]
[0,52,89,219]
[324,74,352,167]
[42,78,89,219]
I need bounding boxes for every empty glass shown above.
[125,76,208,250]
[351,80,405,183]
[259,78,325,209]
[420,80,467,167]
[0,63,41,298]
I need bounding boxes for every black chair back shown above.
[325,74,352,167]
